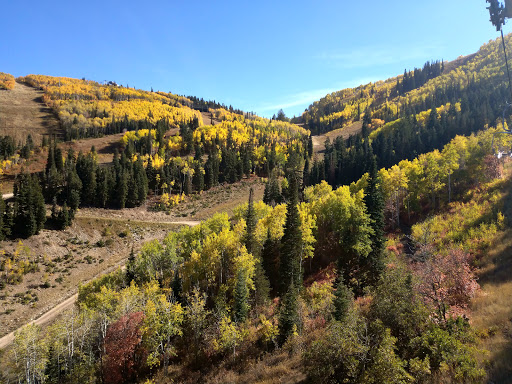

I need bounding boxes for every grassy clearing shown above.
[471,226,512,383]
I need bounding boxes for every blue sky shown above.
[0,1,504,118]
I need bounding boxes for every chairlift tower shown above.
[487,0,512,154]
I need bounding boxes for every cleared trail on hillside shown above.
[311,121,363,159]
[0,82,61,143]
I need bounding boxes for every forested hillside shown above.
[2,35,512,384]
[0,74,309,239]
[297,35,512,191]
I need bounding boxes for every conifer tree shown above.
[332,274,353,322]
[278,282,299,345]
[279,175,302,295]
[263,171,281,207]
[233,269,249,323]
[45,141,55,173]
[244,188,256,254]
[95,168,109,208]
[3,203,13,238]
[134,157,148,205]
[118,170,128,209]
[362,155,385,286]
[125,247,136,285]
[57,203,69,229]
[54,146,64,172]
[13,173,46,238]
[146,156,156,192]
[307,136,313,158]
[192,162,204,192]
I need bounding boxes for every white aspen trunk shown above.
[448,172,451,203]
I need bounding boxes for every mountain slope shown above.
[0,81,61,144]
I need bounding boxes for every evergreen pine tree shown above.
[262,229,279,294]
[51,196,58,223]
[245,188,256,254]
[279,175,302,295]
[332,274,353,322]
[307,135,313,158]
[192,162,204,192]
[118,171,128,209]
[362,155,386,286]
[13,173,46,238]
[233,269,249,323]
[57,203,69,229]
[125,247,136,285]
[278,282,299,345]
[146,156,156,192]
[54,146,64,172]
[134,157,148,205]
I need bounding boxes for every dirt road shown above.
[0,219,198,350]
[0,293,78,350]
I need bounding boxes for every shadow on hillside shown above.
[479,175,512,383]
[98,141,121,155]
[478,231,512,286]
[488,343,512,384]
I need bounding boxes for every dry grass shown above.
[0,217,177,338]
[470,227,512,383]
[156,349,305,384]
[468,166,512,383]
[0,81,61,144]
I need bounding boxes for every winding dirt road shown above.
[0,293,78,349]
[0,219,198,350]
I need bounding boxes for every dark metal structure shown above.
[487,1,512,153]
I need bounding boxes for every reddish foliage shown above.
[104,312,146,384]
[413,247,479,321]
[484,154,502,180]
[303,263,336,287]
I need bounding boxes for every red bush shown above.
[104,311,146,384]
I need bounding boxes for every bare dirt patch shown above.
[0,82,61,144]
[60,133,124,165]
[201,111,222,126]
[312,120,363,159]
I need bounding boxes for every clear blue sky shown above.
[0,0,504,118]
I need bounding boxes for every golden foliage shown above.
[0,72,15,90]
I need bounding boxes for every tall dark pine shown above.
[233,269,249,323]
[125,247,136,285]
[278,282,299,345]
[278,175,303,343]
[279,175,302,295]
[244,188,256,254]
[13,174,46,238]
[262,229,280,294]
[332,273,353,322]
[362,155,385,286]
